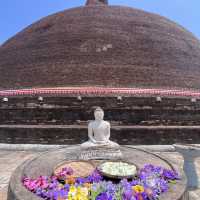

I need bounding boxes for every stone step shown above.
[1,96,200,126]
[1,125,200,145]
[1,107,200,125]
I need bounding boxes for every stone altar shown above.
[8,146,188,200]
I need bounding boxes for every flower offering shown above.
[23,163,180,200]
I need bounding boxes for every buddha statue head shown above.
[94,107,104,121]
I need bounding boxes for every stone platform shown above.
[7,146,187,200]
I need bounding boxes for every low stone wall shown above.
[1,125,200,145]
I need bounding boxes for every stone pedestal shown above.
[79,147,122,160]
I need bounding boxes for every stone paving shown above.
[0,147,200,200]
[0,150,38,200]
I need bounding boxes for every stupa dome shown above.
[0,0,200,90]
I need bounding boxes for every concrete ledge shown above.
[173,144,200,151]
[0,143,176,152]
[0,143,67,151]
[131,145,176,152]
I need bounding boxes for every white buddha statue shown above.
[81,107,119,149]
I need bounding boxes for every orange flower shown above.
[145,188,153,197]
[57,198,65,200]
[83,183,91,188]
[65,176,75,185]
[137,194,144,200]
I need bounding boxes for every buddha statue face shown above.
[94,108,104,121]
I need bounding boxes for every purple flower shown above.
[130,180,140,186]
[162,169,179,180]
[120,179,131,189]
[123,189,133,200]
[134,192,148,200]
[154,166,162,174]
[56,167,73,179]
[87,170,103,183]
[106,181,116,196]
[96,192,112,200]
[158,178,169,193]
[76,177,86,185]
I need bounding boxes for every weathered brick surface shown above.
[0,96,200,126]
[1,125,200,145]
[0,3,200,90]
[0,96,200,144]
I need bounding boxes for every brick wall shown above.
[0,96,200,144]
[0,96,199,126]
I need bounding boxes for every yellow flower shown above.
[68,186,89,200]
[132,185,145,193]
[68,186,77,197]
[76,187,89,198]
[69,186,77,192]
[75,193,88,200]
